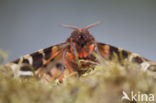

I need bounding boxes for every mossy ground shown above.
[0,50,156,103]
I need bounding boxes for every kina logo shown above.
[121,90,155,102]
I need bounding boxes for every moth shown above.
[5,21,156,82]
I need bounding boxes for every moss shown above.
[0,51,156,103]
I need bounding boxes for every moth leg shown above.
[71,42,80,77]
[56,51,66,81]
[71,42,79,63]
[65,51,79,78]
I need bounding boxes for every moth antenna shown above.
[85,21,102,30]
[61,24,79,31]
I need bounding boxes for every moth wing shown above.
[96,42,129,60]
[5,43,68,81]
[96,42,156,71]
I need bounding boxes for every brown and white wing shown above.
[97,42,156,71]
[5,43,68,81]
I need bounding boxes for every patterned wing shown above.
[5,43,69,81]
[97,42,156,71]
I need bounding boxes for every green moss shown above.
[0,51,156,103]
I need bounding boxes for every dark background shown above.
[0,0,156,62]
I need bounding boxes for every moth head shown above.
[63,21,102,47]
